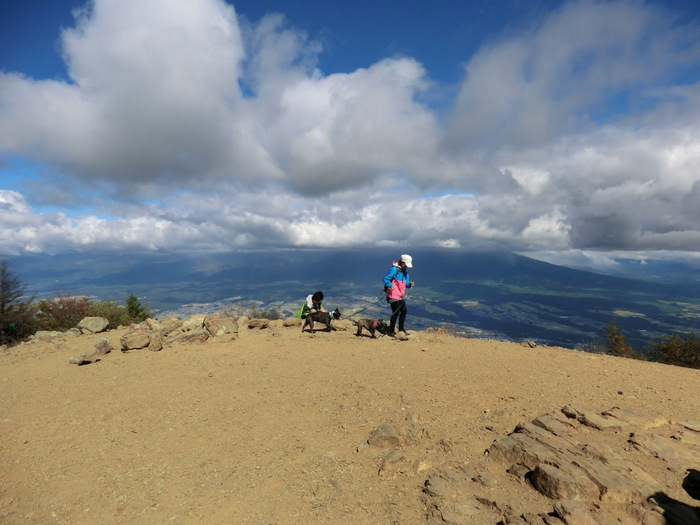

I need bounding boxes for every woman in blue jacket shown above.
[383,254,414,336]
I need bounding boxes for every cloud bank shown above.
[1,0,699,267]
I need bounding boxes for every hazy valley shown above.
[14,249,700,350]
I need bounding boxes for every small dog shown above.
[301,308,341,333]
[354,318,389,338]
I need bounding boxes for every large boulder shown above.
[148,333,165,352]
[78,316,109,334]
[120,330,151,351]
[181,315,205,332]
[158,317,182,336]
[204,313,238,337]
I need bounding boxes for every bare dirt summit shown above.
[1,317,699,525]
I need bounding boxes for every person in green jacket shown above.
[296,291,326,319]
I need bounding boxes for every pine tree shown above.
[125,294,150,322]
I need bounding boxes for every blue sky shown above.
[1,0,700,272]
[1,1,568,84]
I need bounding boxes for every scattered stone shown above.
[33,330,66,341]
[144,318,161,331]
[364,415,424,450]
[167,329,210,346]
[629,432,699,464]
[414,458,432,473]
[472,471,498,488]
[158,317,182,336]
[282,317,301,327]
[602,406,668,430]
[640,509,667,525]
[482,405,700,523]
[561,404,625,431]
[181,315,205,332]
[529,463,598,501]
[247,318,269,329]
[378,449,405,476]
[120,330,151,351]
[69,337,112,365]
[423,471,462,498]
[148,332,165,352]
[204,312,238,336]
[77,316,109,334]
[367,423,401,448]
[438,499,482,524]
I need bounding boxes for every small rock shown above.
[552,501,600,525]
[247,318,269,329]
[367,423,401,448]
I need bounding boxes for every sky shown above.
[1,0,700,272]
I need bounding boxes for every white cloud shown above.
[0,0,699,268]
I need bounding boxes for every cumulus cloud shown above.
[0,0,699,266]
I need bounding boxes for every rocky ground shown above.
[1,316,699,524]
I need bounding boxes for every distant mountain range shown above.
[11,249,700,350]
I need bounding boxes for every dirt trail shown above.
[1,323,698,524]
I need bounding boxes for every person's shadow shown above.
[651,469,700,525]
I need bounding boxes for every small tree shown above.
[0,259,36,345]
[125,294,151,322]
[604,322,636,358]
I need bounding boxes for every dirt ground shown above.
[1,320,698,524]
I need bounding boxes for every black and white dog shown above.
[301,308,341,333]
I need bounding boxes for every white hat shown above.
[400,254,413,268]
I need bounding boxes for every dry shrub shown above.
[36,295,91,331]
[648,333,700,370]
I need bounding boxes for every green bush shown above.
[648,333,700,370]
[87,300,131,328]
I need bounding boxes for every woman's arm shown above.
[383,267,398,288]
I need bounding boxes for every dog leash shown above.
[344,286,413,321]
[343,292,387,320]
